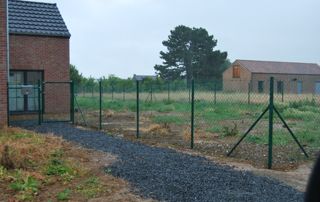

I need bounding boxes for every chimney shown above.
[0,0,8,127]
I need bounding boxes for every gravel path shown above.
[19,123,304,202]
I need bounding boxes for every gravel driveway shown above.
[19,123,304,202]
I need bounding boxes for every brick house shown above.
[0,0,70,127]
[223,60,320,94]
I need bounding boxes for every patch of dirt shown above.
[169,148,313,192]
[77,109,315,188]
[38,141,155,202]
[0,128,155,202]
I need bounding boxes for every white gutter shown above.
[6,0,9,79]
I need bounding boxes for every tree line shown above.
[70,25,231,91]
[70,64,189,92]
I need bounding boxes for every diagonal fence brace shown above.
[227,106,269,157]
[274,107,309,158]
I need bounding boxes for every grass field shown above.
[75,91,320,169]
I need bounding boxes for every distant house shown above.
[223,60,320,94]
[0,0,70,126]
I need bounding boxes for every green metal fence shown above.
[74,77,319,169]
[8,81,74,126]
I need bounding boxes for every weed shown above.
[222,123,238,137]
[10,175,39,192]
[10,174,39,201]
[104,168,112,174]
[76,177,103,198]
[46,159,72,176]
[57,189,72,201]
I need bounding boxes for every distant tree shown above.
[154,25,228,82]
[69,64,84,85]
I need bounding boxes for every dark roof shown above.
[235,60,320,75]
[8,0,71,38]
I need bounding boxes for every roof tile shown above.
[235,60,320,75]
[8,0,71,38]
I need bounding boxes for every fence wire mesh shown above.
[74,77,319,169]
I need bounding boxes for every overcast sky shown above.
[32,0,320,78]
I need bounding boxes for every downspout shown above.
[6,0,9,79]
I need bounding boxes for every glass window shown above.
[277,81,284,94]
[258,81,264,93]
[9,71,43,112]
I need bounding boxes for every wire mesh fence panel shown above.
[193,79,273,167]
[42,82,72,123]
[100,80,137,137]
[137,80,191,147]
[74,82,100,129]
[272,77,320,167]
[72,76,316,169]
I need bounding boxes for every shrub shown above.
[57,189,72,201]
[222,123,238,137]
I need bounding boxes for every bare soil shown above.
[87,110,316,192]
[0,127,155,202]
[38,143,154,202]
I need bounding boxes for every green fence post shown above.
[191,79,195,149]
[167,82,170,102]
[281,82,284,102]
[111,85,114,101]
[7,82,10,126]
[214,81,217,105]
[136,80,140,139]
[187,81,191,103]
[41,81,45,123]
[248,82,251,105]
[123,86,125,101]
[38,80,41,125]
[150,84,153,102]
[92,86,94,98]
[99,80,102,130]
[268,77,274,169]
[70,81,75,124]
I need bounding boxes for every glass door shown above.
[297,81,303,95]
[9,72,24,112]
[315,82,320,95]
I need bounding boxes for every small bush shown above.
[222,123,238,137]
[10,174,39,201]
[10,175,39,192]
[57,189,72,201]
[46,159,72,176]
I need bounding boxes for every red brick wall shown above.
[0,0,8,127]
[10,35,70,114]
